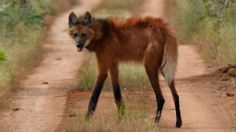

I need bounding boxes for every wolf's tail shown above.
[160,29,178,85]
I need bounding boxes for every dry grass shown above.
[93,0,143,18]
[67,108,157,132]
[62,91,159,132]
[0,21,45,92]
[78,56,150,91]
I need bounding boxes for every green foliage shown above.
[0,0,53,28]
[0,52,6,61]
[172,0,236,66]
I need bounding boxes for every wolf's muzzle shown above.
[76,42,84,51]
[75,37,85,51]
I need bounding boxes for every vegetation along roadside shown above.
[171,0,236,67]
[0,0,76,94]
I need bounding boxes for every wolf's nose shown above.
[76,41,83,48]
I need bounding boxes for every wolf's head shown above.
[68,11,95,51]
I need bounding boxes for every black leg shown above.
[145,67,165,123]
[86,73,107,118]
[155,93,165,122]
[109,66,125,117]
[113,84,123,107]
[113,83,125,117]
[169,80,182,128]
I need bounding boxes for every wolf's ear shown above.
[69,12,79,28]
[83,11,92,27]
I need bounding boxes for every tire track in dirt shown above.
[140,0,235,131]
[0,0,101,132]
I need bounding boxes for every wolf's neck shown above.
[85,19,109,52]
[96,18,110,37]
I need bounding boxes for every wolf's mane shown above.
[106,17,170,30]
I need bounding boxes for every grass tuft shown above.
[66,104,157,132]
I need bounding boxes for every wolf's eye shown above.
[73,33,77,37]
[81,32,86,37]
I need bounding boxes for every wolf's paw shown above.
[176,120,182,128]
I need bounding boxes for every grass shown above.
[78,56,150,91]
[93,0,142,18]
[67,107,157,132]
[64,91,159,132]
[171,0,236,67]
[0,24,44,90]
[0,0,56,92]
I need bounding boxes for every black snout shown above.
[76,41,85,51]
[74,37,85,51]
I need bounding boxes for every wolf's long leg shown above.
[167,80,182,128]
[109,65,124,117]
[144,46,165,123]
[145,66,165,122]
[86,70,108,118]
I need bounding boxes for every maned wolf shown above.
[68,11,182,128]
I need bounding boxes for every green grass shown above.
[171,0,236,67]
[0,0,55,91]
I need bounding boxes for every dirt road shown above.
[0,0,101,131]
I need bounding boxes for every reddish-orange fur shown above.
[68,12,182,128]
[108,16,170,30]
[86,17,178,83]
